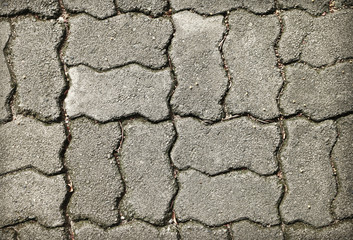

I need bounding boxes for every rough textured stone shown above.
[0,116,65,175]
[231,221,283,240]
[116,0,168,16]
[0,229,14,240]
[63,0,116,19]
[0,21,12,121]
[280,118,337,227]
[0,0,59,17]
[175,170,282,226]
[179,222,228,240]
[335,0,353,7]
[332,115,353,219]
[278,0,329,15]
[0,170,66,227]
[279,10,353,66]
[170,0,275,14]
[224,10,282,119]
[284,221,353,240]
[65,65,172,122]
[12,17,65,121]
[171,117,280,175]
[73,221,178,240]
[280,62,353,120]
[66,118,123,226]
[65,14,173,69]
[119,120,176,225]
[15,222,65,240]
[170,11,228,121]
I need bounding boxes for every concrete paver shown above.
[179,222,228,240]
[116,0,168,16]
[0,0,59,17]
[231,221,283,240]
[63,0,116,19]
[278,0,329,15]
[15,222,65,240]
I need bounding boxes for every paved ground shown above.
[0,0,353,239]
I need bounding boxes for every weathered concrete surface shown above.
[12,17,65,121]
[0,0,59,17]
[170,11,228,121]
[15,222,65,240]
[174,169,282,226]
[65,65,172,122]
[179,222,228,240]
[116,0,168,16]
[171,117,280,175]
[65,14,173,69]
[280,118,337,227]
[0,228,15,240]
[0,21,12,121]
[278,0,329,15]
[0,116,65,175]
[63,0,116,19]
[0,170,66,227]
[280,62,353,120]
[332,115,353,219]
[231,221,283,240]
[119,120,176,225]
[66,118,123,226]
[224,10,282,120]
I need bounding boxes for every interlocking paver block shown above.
[171,117,280,175]
[116,0,168,16]
[284,220,353,240]
[280,62,353,120]
[224,10,282,119]
[65,65,172,122]
[174,169,282,226]
[15,222,65,240]
[170,0,275,14]
[0,0,59,17]
[12,17,65,121]
[119,120,176,225]
[65,14,173,69]
[280,118,337,227]
[0,116,65,175]
[231,221,283,240]
[179,222,228,240]
[66,118,123,226]
[0,229,15,240]
[0,170,66,227]
[63,0,116,19]
[335,0,353,7]
[278,0,329,15]
[73,220,178,240]
[279,10,353,66]
[332,115,353,219]
[0,21,12,121]
[170,11,228,121]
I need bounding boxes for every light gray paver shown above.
[280,118,337,227]
[65,65,172,122]
[224,10,282,120]
[66,118,123,226]
[278,0,329,15]
[0,0,59,17]
[0,229,14,240]
[179,222,228,240]
[174,169,282,226]
[171,117,280,175]
[170,11,228,121]
[63,0,116,19]
[231,221,283,240]
[65,14,173,69]
[119,120,176,225]
[0,170,66,227]
[12,17,65,121]
[332,115,353,219]
[15,222,65,240]
[280,62,353,120]
[0,116,65,175]
[116,0,168,16]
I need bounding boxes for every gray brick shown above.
[15,222,65,240]
[171,117,280,175]
[116,0,168,16]
[65,65,172,122]
[280,118,337,227]
[66,118,124,226]
[224,10,282,120]
[63,0,116,19]
[179,222,228,240]
[231,221,283,240]
[278,0,330,15]
[0,0,59,17]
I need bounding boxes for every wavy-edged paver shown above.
[0,116,65,175]
[280,62,353,120]
[63,0,116,19]
[279,9,353,66]
[170,11,227,121]
[14,222,65,240]
[116,0,168,16]
[278,0,329,15]
[332,115,353,219]
[119,120,176,225]
[0,0,59,17]
[66,118,123,226]
[12,17,65,121]
[73,220,178,240]
[174,169,282,226]
[0,20,12,121]
[224,10,282,120]
[280,118,337,227]
[0,170,66,227]
[171,117,280,175]
[65,14,173,69]
[231,221,283,240]
[179,222,228,240]
[65,65,172,122]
